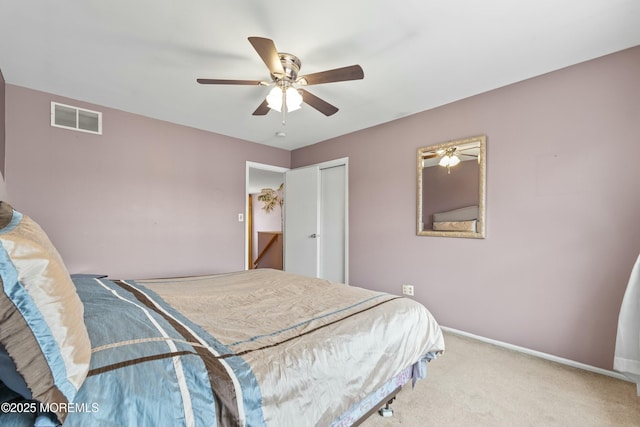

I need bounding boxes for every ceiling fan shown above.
[422,146,480,173]
[197,37,364,122]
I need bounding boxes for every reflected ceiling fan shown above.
[197,37,364,123]
[422,146,479,173]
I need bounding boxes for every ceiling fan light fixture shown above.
[285,87,302,111]
[439,151,460,174]
[439,146,460,168]
[267,86,303,113]
[267,87,284,112]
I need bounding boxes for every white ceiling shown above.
[1,1,639,151]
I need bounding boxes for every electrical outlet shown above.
[402,284,414,296]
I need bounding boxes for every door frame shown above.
[245,158,349,283]
[245,161,289,270]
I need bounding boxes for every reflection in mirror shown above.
[417,135,486,238]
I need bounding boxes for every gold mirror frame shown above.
[417,135,486,238]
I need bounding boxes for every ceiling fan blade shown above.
[300,89,339,116]
[248,37,285,76]
[197,78,264,85]
[252,99,270,116]
[299,65,364,85]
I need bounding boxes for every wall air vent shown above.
[50,102,102,135]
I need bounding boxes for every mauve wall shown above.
[4,85,290,279]
[292,47,640,370]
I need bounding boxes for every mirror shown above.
[417,135,486,238]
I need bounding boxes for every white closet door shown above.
[320,165,346,283]
[284,166,320,277]
[284,159,348,283]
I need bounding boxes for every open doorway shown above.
[245,162,288,270]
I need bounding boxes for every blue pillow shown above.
[0,202,91,424]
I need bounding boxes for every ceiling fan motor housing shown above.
[274,53,301,87]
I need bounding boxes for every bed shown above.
[431,205,478,232]
[0,202,445,426]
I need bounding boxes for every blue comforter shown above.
[64,276,263,427]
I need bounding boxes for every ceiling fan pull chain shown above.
[281,89,287,126]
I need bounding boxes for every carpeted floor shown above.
[361,331,640,427]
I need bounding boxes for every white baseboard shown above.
[441,326,630,382]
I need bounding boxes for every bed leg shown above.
[378,396,396,417]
